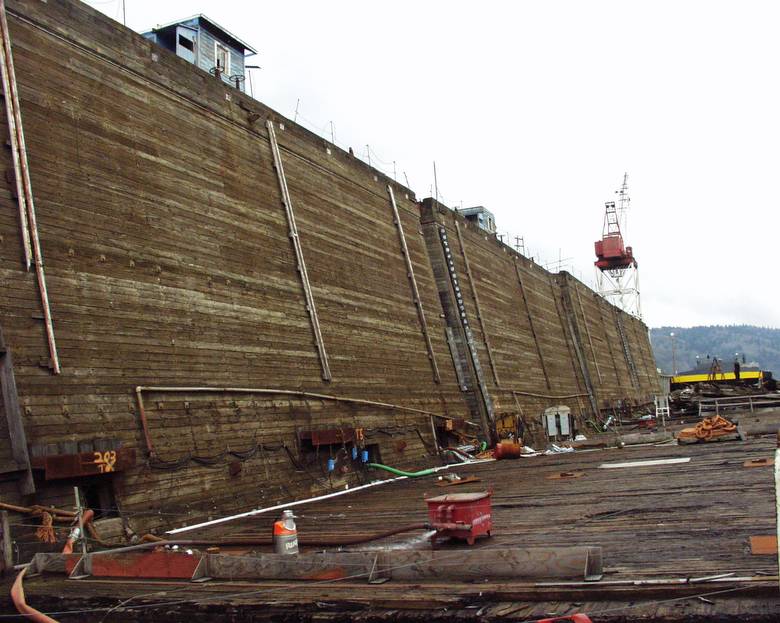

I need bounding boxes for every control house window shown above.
[215,43,230,74]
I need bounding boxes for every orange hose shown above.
[62,509,94,554]
[11,566,60,623]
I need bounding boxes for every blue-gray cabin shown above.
[142,15,257,92]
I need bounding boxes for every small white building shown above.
[458,206,497,234]
[142,15,257,92]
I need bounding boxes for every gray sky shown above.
[85,0,779,329]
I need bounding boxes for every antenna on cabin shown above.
[433,161,439,204]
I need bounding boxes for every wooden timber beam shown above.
[266,119,331,382]
[36,546,604,582]
[454,221,500,387]
[386,186,440,383]
[513,260,551,390]
[775,445,779,592]
[0,0,59,374]
[0,326,34,494]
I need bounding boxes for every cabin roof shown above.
[144,14,257,55]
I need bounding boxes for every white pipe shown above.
[536,574,774,588]
[166,458,493,535]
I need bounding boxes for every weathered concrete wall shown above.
[420,200,659,446]
[0,0,658,532]
[561,274,660,407]
[0,0,466,530]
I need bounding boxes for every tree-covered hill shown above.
[650,325,780,375]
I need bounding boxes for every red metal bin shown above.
[425,491,492,546]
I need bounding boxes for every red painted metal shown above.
[299,427,362,446]
[64,549,202,579]
[11,567,60,623]
[594,197,636,272]
[494,440,522,459]
[536,615,592,623]
[426,491,492,545]
[31,447,135,480]
[594,236,635,271]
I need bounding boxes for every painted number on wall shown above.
[93,450,117,473]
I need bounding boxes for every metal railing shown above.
[697,394,780,417]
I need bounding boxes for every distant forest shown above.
[650,325,780,375]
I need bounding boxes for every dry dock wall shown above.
[0,0,657,533]
[0,0,466,530]
[420,200,659,445]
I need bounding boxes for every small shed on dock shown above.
[142,14,256,91]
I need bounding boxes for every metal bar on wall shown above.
[266,119,331,381]
[0,1,59,374]
[453,221,500,387]
[513,260,551,390]
[386,186,440,383]
[437,226,495,441]
[0,15,29,268]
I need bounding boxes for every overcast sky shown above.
[85,0,779,329]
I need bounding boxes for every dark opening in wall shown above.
[78,478,118,520]
[178,34,194,52]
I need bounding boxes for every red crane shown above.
[594,174,637,273]
[593,174,642,319]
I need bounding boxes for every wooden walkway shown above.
[11,436,780,621]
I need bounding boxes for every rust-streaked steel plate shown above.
[743,457,774,468]
[749,535,777,555]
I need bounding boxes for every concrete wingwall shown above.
[0,0,658,534]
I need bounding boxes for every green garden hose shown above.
[368,463,438,478]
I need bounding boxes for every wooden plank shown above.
[385,547,602,581]
[0,510,11,572]
[0,325,34,494]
